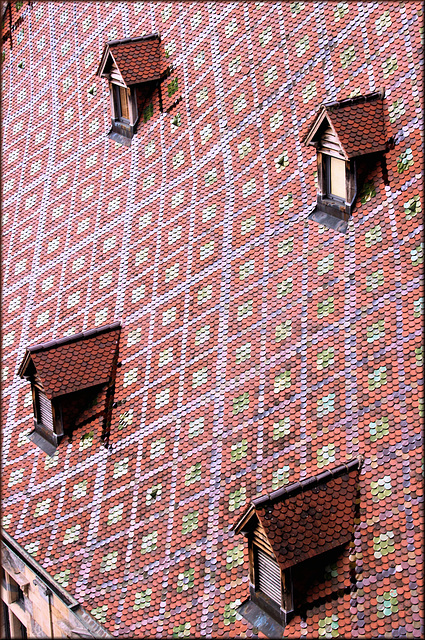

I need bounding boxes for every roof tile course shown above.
[2,0,423,638]
[304,92,388,158]
[19,324,121,398]
[109,38,163,85]
[240,461,360,570]
[325,97,388,157]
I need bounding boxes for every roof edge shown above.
[251,457,363,508]
[107,33,160,46]
[303,107,327,146]
[2,530,112,638]
[50,378,110,399]
[345,144,388,159]
[232,504,256,534]
[96,42,111,77]
[322,87,385,110]
[18,322,121,379]
[27,322,121,354]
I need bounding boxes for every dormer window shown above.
[18,323,121,456]
[303,90,388,233]
[324,152,346,201]
[96,35,163,147]
[233,458,362,638]
[113,84,130,122]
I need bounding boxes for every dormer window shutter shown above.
[36,388,54,431]
[256,547,283,606]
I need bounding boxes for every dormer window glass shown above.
[327,155,346,201]
[113,84,130,122]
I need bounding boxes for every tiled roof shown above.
[18,323,121,399]
[98,35,163,85]
[236,459,361,571]
[304,91,387,158]
[2,1,423,638]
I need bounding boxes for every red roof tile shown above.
[2,2,423,637]
[97,36,164,85]
[236,459,361,571]
[304,91,387,158]
[18,323,121,399]
[111,39,162,84]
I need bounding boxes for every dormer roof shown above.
[303,90,387,159]
[18,323,121,399]
[96,34,162,86]
[233,458,362,571]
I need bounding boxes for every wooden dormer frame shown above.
[307,114,357,228]
[303,90,387,233]
[106,53,127,87]
[235,512,294,633]
[17,322,121,456]
[232,459,362,637]
[98,52,139,145]
[103,54,137,126]
[96,35,162,147]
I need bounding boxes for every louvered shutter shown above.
[256,548,282,606]
[110,61,126,86]
[37,390,54,431]
[319,126,345,159]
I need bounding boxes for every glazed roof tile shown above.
[2,2,423,638]
[304,91,387,158]
[96,35,163,85]
[235,459,361,571]
[18,323,121,399]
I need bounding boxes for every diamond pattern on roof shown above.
[2,1,423,638]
